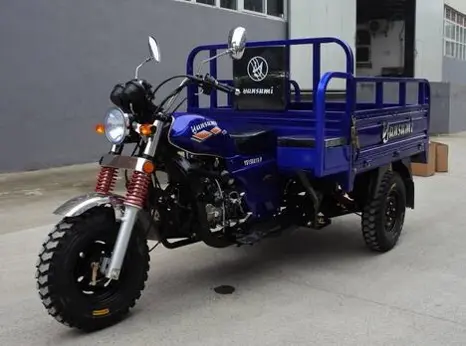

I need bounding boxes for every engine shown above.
[203,177,249,229]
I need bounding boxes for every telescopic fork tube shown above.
[105,120,164,280]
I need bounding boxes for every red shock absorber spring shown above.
[124,171,151,208]
[95,167,119,194]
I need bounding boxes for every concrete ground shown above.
[1,134,466,345]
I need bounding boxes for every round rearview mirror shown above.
[148,36,161,63]
[227,26,247,60]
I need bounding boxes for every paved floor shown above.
[1,135,466,345]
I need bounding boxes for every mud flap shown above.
[368,159,414,209]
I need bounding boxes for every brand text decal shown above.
[242,87,274,95]
[382,120,414,143]
[191,120,224,143]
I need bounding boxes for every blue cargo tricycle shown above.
[36,27,430,331]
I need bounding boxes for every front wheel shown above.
[35,206,149,331]
[361,170,407,252]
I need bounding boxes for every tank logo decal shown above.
[191,120,218,133]
[382,120,413,143]
[190,120,223,142]
[210,126,222,135]
[192,130,213,142]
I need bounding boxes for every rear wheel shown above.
[35,206,149,331]
[361,170,406,252]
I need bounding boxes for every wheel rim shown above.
[73,237,122,304]
[385,189,401,234]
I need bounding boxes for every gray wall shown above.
[448,83,466,132]
[441,57,466,133]
[442,56,466,84]
[429,82,450,134]
[0,0,286,173]
[356,81,451,135]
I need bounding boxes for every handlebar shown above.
[116,73,242,125]
[202,74,240,95]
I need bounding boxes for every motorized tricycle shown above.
[36,27,430,331]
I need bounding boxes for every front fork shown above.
[100,119,164,280]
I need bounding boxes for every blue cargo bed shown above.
[185,37,430,191]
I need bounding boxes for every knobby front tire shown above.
[35,206,150,331]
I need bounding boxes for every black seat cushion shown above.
[230,129,276,156]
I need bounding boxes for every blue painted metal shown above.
[168,112,281,218]
[169,113,237,157]
[172,36,431,219]
[186,36,355,110]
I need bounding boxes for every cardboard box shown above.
[411,142,436,177]
[432,141,449,172]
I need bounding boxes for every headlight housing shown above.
[104,107,130,144]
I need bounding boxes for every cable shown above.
[170,97,188,113]
[151,75,192,97]
[149,241,160,252]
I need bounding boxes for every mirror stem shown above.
[196,49,231,75]
[134,57,153,79]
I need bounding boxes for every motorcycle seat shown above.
[230,129,276,156]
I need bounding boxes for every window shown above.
[356,29,371,66]
[356,47,371,63]
[220,0,237,10]
[267,0,284,17]
[244,0,263,13]
[180,0,286,19]
[196,0,215,5]
[444,5,466,60]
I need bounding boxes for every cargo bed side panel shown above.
[353,105,429,173]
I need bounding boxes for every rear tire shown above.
[35,206,149,331]
[361,170,406,252]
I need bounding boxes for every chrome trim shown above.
[100,154,153,172]
[106,205,140,280]
[104,107,131,145]
[53,193,124,217]
[143,119,164,157]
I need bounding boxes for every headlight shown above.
[104,107,130,144]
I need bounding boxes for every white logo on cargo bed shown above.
[382,120,414,143]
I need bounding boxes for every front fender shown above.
[53,192,124,217]
[53,192,161,241]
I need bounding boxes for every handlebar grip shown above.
[215,82,235,94]
[204,75,240,95]
[216,82,241,96]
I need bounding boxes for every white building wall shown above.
[415,0,444,81]
[445,0,466,13]
[288,0,446,84]
[288,0,356,90]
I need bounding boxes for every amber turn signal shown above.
[140,124,155,136]
[95,124,105,134]
[142,161,155,174]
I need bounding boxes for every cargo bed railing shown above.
[186,36,355,110]
[186,37,355,176]
[314,72,355,177]
[313,74,431,179]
